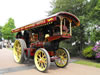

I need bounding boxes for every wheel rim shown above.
[35,49,48,71]
[55,48,68,67]
[13,40,22,62]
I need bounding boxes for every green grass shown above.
[8,48,13,50]
[74,60,100,68]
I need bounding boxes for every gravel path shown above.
[0,48,100,75]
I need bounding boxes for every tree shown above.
[89,0,100,25]
[84,0,100,44]
[89,25,100,43]
[49,0,89,16]
[0,26,2,39]
[1,18,16,41]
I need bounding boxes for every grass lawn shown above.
[74,60,100,68]
[8,48,13,50]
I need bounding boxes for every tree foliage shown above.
[84,0,100,43]
[82,46,94,58]
[89,0,100,24]
[50,0,88,16]
[0,26,2,39]
[1,18,16,41]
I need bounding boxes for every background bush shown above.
[82,46,95,58]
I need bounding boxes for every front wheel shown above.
[55,48,70,68]
[13,39,27,64]
[34,48,50,72]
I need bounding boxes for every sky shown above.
[0,0,51,28]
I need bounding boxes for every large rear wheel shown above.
[34,48,50,72]
[13,39,27,64]
[55,48,70,68]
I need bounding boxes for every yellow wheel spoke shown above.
[17,50,21,54]
[42,54,46,58]
[62,53,65,56]
[42,58,47,62]
[41,63,43,69]
[18,47,21,50]
[38,54,41,58]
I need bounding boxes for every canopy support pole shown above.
[70,22,72,36]
[59,16,63,35]
[60,20,63,35]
